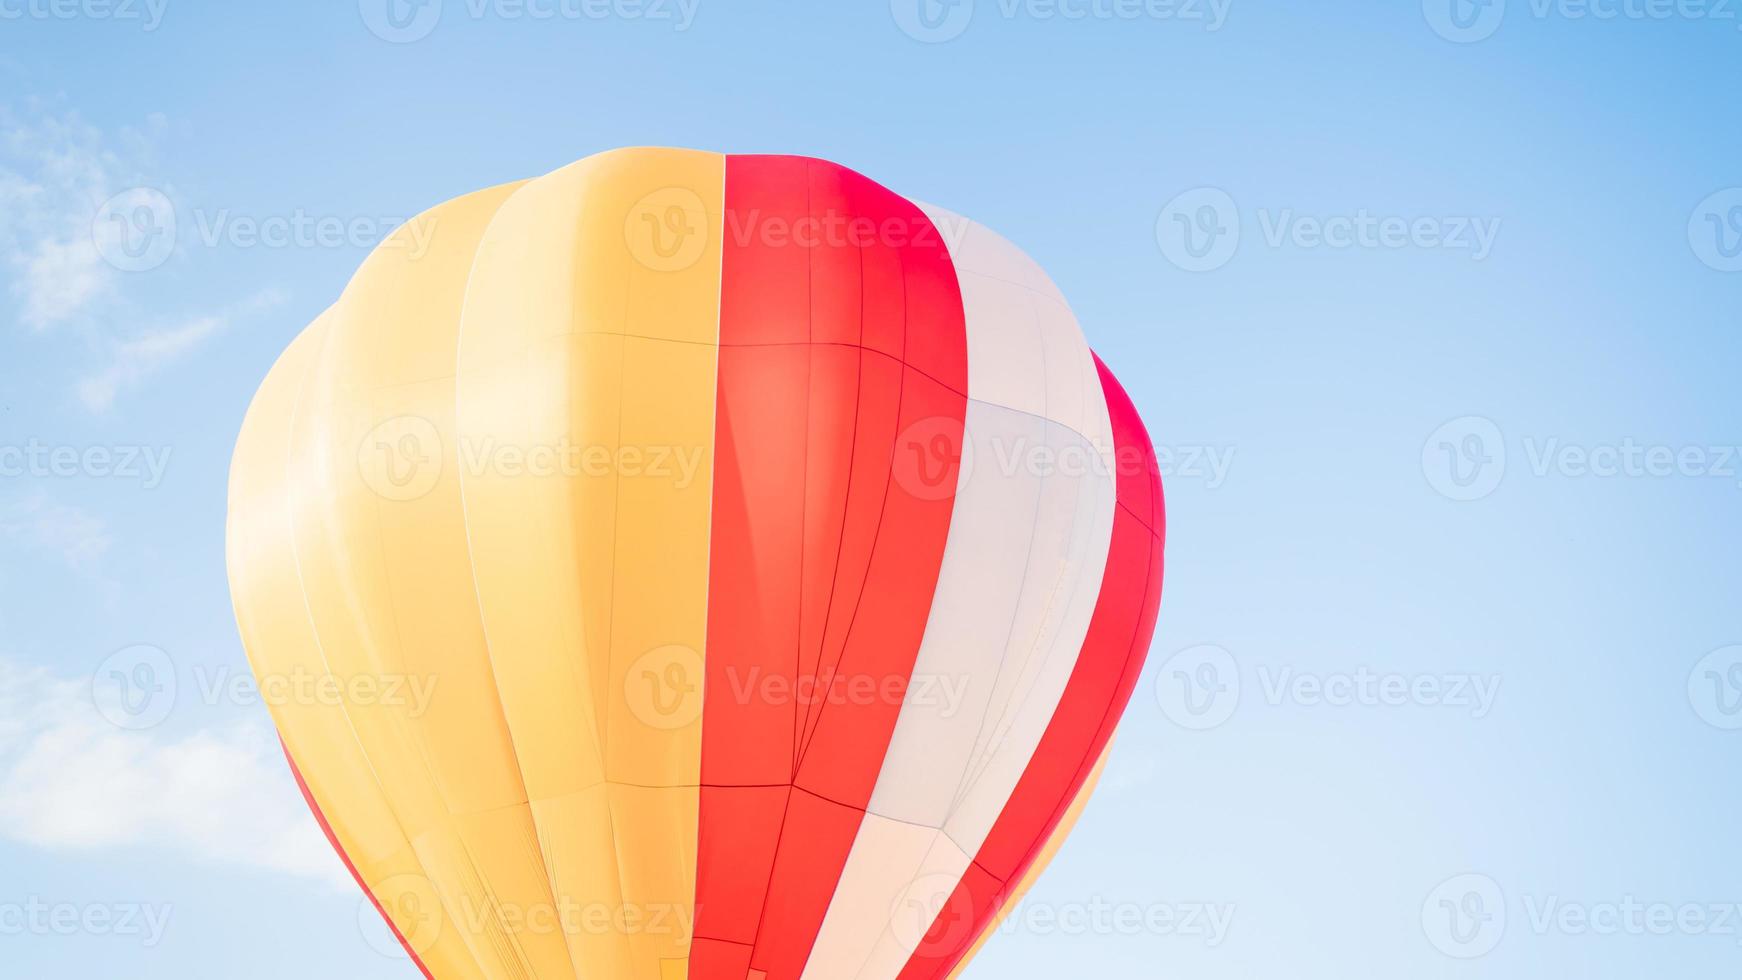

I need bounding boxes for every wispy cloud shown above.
[0,101,166,332]
[77,287,286,412]
[2,100,285,411]
[0,492,112,572]
[0,659,348,886]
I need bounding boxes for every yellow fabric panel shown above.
[454,147,725,980]
[226,311,484,980]
[947,741,1115,980]
[283,180,596,980]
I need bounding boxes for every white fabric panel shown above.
[798,209,1116,980]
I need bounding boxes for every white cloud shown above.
[0,659,349,887]
[2,100,281,411]
[0,102,165,332]
[76,286,285,412]
[0,492,112,571]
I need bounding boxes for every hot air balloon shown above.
[227,148,1165,980]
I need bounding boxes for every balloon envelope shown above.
[227,148,1165,980]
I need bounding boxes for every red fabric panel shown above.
[691,154,969,980]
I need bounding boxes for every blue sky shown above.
[1,2,1739,977]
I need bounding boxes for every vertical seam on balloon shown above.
[769,189,920,974]
[789,221,915,776]
[791,198,949,980]
[801,216,873,782]
[791,160,817,779]
[281,312,488,979]
[687,153,730,980]
[449,179,599,979]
